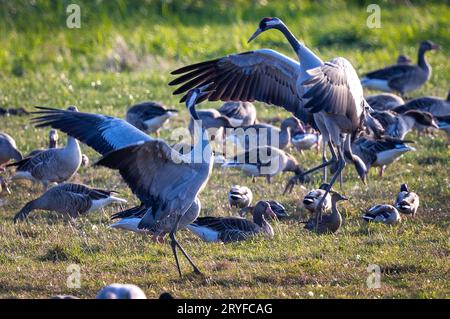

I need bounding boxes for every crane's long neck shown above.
[277,24,323,72]
[190,107,212,164]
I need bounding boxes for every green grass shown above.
[0,1,449,299]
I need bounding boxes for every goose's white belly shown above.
[374,147,414,166]
[187,224,219,242]
[361,78,392,92]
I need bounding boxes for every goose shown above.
[291,126,321,153]
[226,117,302,151]
[125,101,178,136]
[302,183,332,214]
[436,115,450,143]
[395,184,419,217]
[109,197,201,243]
[96,283,147,299]
[0,107,29,117]
[362,204,401,225]
[351,136,415,177]
[365,93,405,111]
[27,129,59,157]
[240,200,288,220]
[302,190,347,234]
[7,106,82,190]
[222,145,307,184]
[371,109,439,139]
[392,89,450,118]
[0,132,22,168]
[228,185,253,208]
[13,183,126,222]
[218,101,257,127]
[396,54,412,64]
[187,201,276,243]
[361,41,440,97]
[188,108,233,142]
[170,17,378,228]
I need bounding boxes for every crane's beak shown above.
[197,83,215,100]
[248,28,262,43]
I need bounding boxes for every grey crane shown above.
[361,41,440,97]
[187,201,276,243]
[13,183,126,222]
[125,101,178,136]
[218,101,257,127]
[169,17,376,228]
[8,106,82,190]
[0,132,22,168]
[30,87,213,277]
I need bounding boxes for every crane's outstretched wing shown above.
[32,107,152,155]
[169,49,305,118]
[95,140,202,229]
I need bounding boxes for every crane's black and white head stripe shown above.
[248,17,283,43]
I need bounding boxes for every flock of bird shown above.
[0,17,447,284]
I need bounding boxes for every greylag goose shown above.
[187,201,276,243]
[365,93,405,111]
[302,183,332,214]
[222,145,307,184]
[8,106,82,190]
[351,136,415,177]
[188,108,233,142]
[361,41,440,97]
[30,86,214,277]
[13,183,126,222]
[291,125,321,153]
[218,101,257,127]
[27,129,59,157]
[169,18,378,229]
[396,54,412,64]
[0,132,22,168]
[0,176,11,196]
[226,117,303,151]
[303,190,347,234]
[96,283,146,299]
[395,184,419,217]
[109,197,201,243]
[125,101,178,136]
[362,204,401,225]
[371,109,438,139]
[393,89,450,118]
[228,185,253,208]
[240,200,288,220]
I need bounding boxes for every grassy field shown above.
[0,0,449,299]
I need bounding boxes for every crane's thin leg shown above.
[169,231,182,278]
[284,142,337,194]
[174,241,202,275]
[322,139,328,183]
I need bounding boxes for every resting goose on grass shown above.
[0,132,22,168]
[395,184,419,217]
[228,185,253,209]
[362,204,401,225]
[187,201,276,243]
